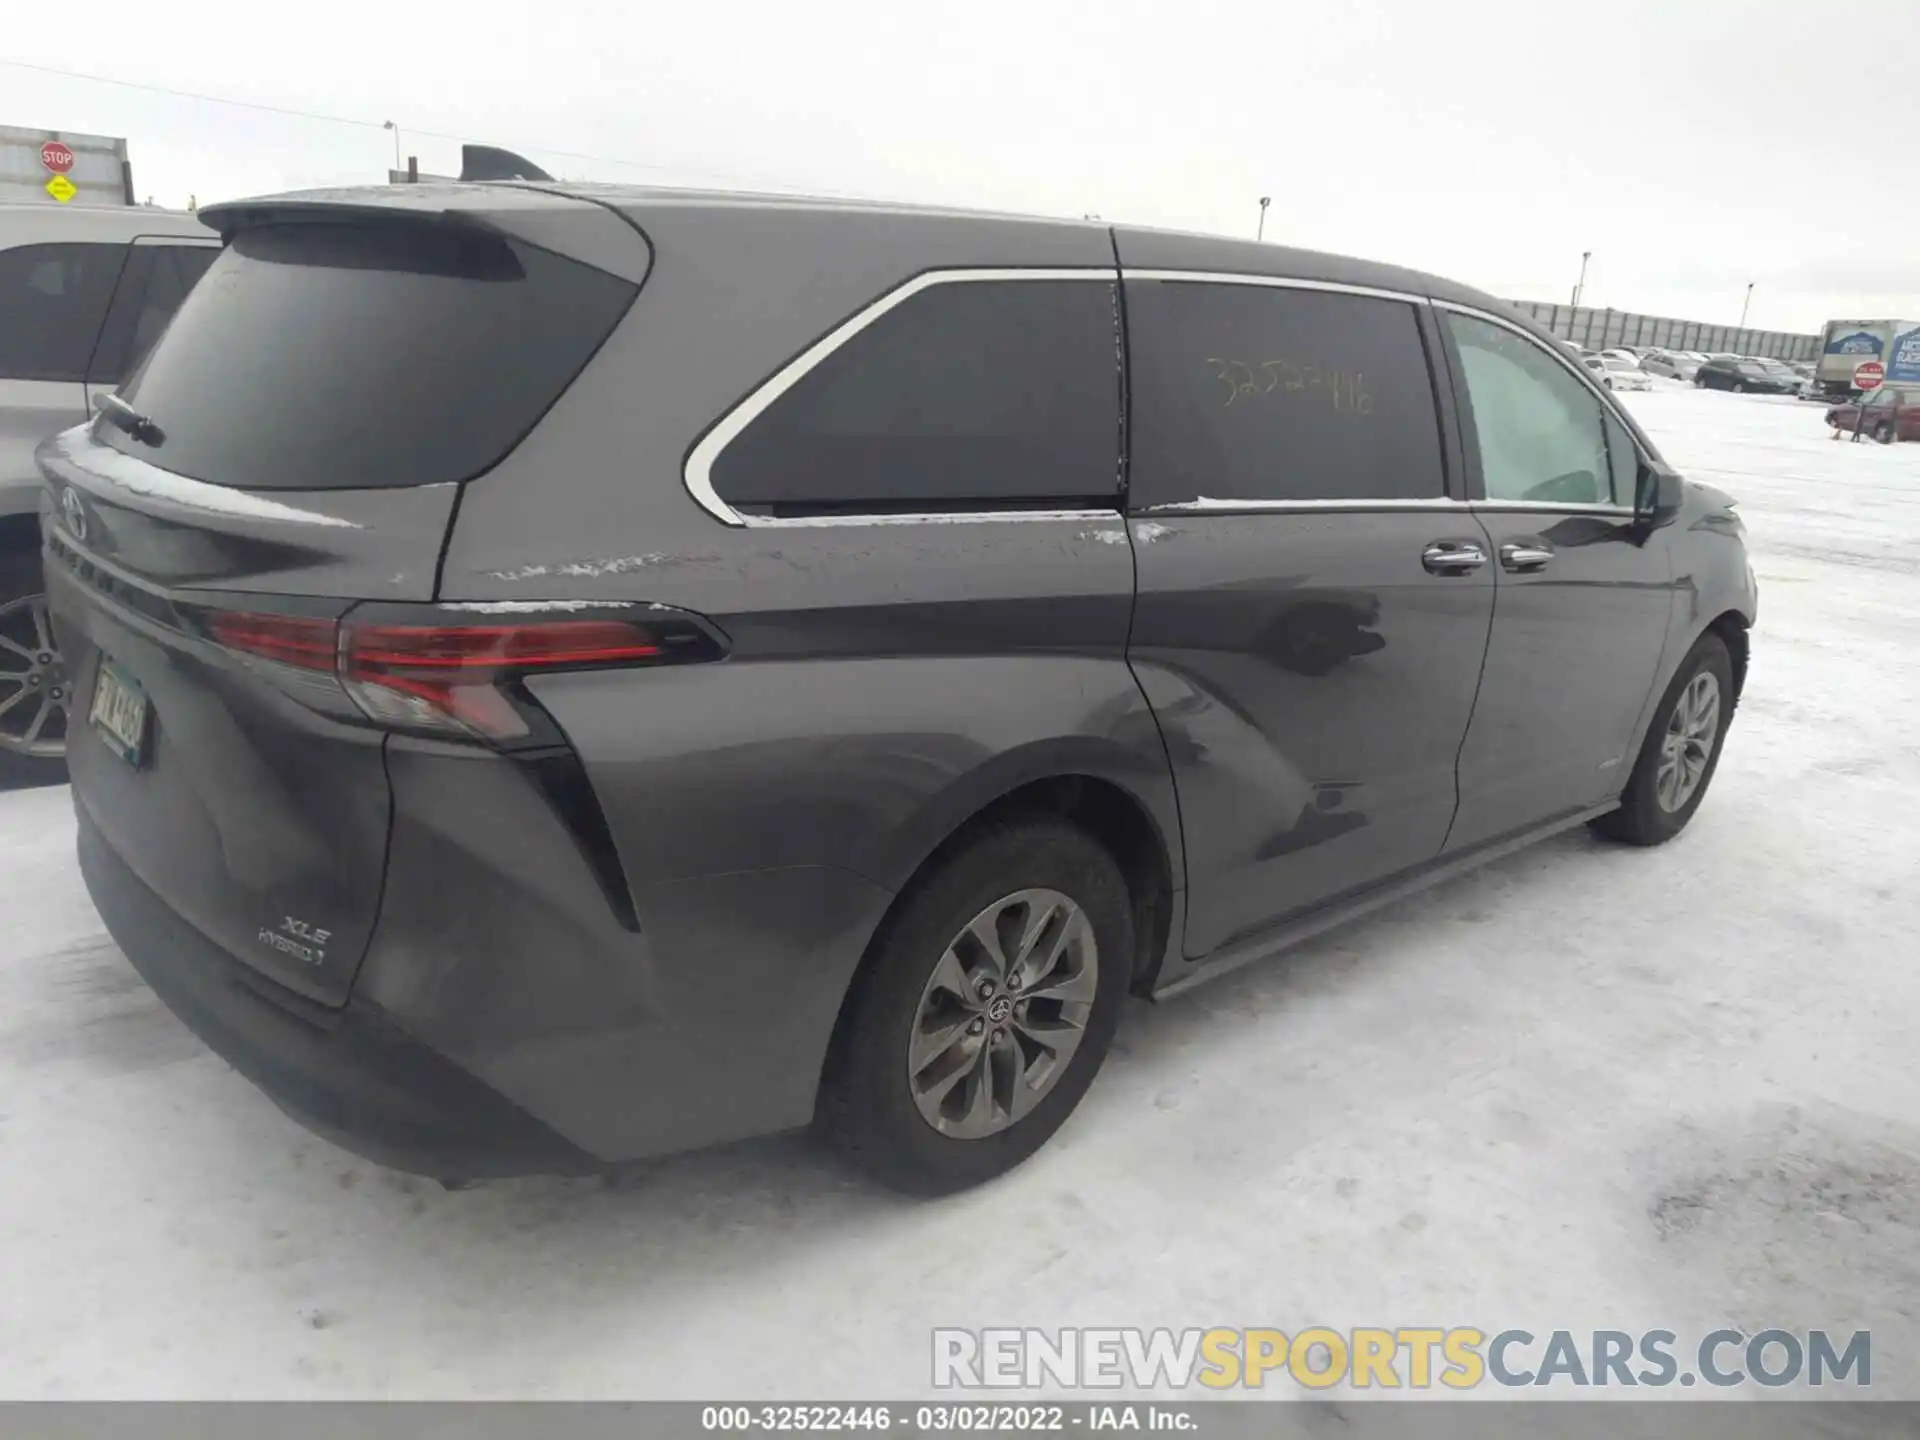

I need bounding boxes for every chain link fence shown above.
[1503,300,1817,362]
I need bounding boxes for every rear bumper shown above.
[77,803,598,1179]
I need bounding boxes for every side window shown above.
[89,244,219,386]
[1444,313,1621,506]
[1125,281,1444,506]
[708,279,1121,515]
[0,241,126,383]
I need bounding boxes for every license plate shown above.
[89,658,150,768]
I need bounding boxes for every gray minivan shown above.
[41,183,1756,1192]
[1,202,217,771]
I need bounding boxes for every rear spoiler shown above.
[459,144,554,183]
[198,143,566,241]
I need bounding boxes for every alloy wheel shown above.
[0,593,69,759]
[906,887,1099,1140]
[1655,671,1720,813]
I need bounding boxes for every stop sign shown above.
[1854,360,1885,391]
[40,140,75,174]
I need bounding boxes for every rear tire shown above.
[1591,633,1735,847]
[817,814,1132,1195]
[0,546,69,775]
[1874,421,1896,445]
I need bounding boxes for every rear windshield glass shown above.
[103,221,636,490]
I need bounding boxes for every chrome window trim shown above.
[710,506,1124,529]
[682,267,1121,529]
[1140,497,1466,515]
[1123,269,1426,306]
[1140,498,1635,518]
[1470,500,1636,516]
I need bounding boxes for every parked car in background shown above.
[39,181,1755,1192]
[1586,353,1653,391]
[1754,358,1804,391]
[2,202,217,774]
[1694,356,1795,394]
[1640,349,1701,381]
[1825,386,1920,443]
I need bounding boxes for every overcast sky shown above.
[7,0,1914,333]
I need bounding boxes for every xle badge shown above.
[258,916,331,967]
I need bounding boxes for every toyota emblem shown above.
[62,487,88,542]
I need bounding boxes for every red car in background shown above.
[1826,387,1920,443]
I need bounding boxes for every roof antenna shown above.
[459,144,555,182]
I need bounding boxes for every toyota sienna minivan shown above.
[40,182,1756,1193]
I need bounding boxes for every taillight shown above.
[204,606,722,744]
[342,620,665,740]
[206,612,337,671]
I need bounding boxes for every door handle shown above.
[1500,541,1555,572]
[1421,540,1488,575]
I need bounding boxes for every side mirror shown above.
[1636,465,1684,521]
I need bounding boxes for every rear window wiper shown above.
[97,392,166,447]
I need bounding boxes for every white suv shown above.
[1,202,218,772]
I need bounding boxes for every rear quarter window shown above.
[707,277,1123,516]
[104,221,637,491]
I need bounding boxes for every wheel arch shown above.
[1703,607,1750,706]
[814,758,1181,1116]
[1613,601,1751,807]
[844,738,1184,1014]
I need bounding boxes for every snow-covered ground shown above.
[3,385,1917,1400]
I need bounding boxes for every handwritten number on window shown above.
[1210,359,1372,414]
[1208,359,1263,405]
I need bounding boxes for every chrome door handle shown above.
[1421,540,1488,575]
[1500,542,1555,571]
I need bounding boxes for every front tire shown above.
[1591,633,1735,846]
[817,814,1132,1194]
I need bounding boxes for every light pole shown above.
[1571,250,1591,309]
[383,120,401,172]
[1739,282,1754,331]
[1257,196,1271,242]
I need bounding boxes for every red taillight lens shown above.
[206,610,696,743]
[206,612,339,672]
[345,622,663,673]
[341,621,666,740]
